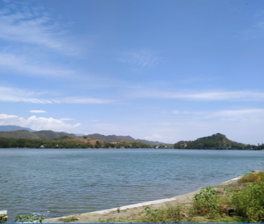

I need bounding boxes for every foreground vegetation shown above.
[99,171,264,223]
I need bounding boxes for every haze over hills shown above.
[0,125,167,145]
[0,125,263,149]
[0,125,34,132]
[0,129,76,140]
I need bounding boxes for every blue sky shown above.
[0,0,264,144]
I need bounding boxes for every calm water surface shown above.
[1,148,264,222]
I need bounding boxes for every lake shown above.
[0,148,264,222]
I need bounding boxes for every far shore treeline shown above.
[0,136,152,149]
[0,129,263,150]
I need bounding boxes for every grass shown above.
[239,171,264,183]
[62,215,79,223]
[136,205,184,223]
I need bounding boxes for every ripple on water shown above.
[1,148,264,222]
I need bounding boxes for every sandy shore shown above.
[43,176,242,223]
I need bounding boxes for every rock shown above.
[252,170,262,174]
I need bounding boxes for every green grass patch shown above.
[232,181,264,223]
[62,215,78,223]
[239,172,264,183]
[134,205,184,223]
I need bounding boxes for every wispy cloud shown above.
[240,18,264,39]
[0,86,114,104]
[61,97,114,104]
[0,113,80,131]
[171,108,264,121]
[30,110,46,113]
[0,53,75,77]
[132,90,264,101]
[0,3,84,56]
[0,86,54,104]
[117,50,163,67]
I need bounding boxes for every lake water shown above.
[1,148,264,222]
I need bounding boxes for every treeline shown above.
[0,137,151,149]
[174,133,264,150]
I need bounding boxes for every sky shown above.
[0,0,264,144]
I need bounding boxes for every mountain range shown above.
[0,125,167,146]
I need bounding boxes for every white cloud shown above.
[61,97,114,104]
[117,50,163,67]
[0,113,80,131]
[30,110,46,113]
[172,108,264,119]
[0,3,84,56]
[211,108,264,119]
[0,53,75,77]
[0,86,114,104]
[132,90,264,101]
[0,86,54,104]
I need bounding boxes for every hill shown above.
[0,130,76,140]
[0,130,40,139]
[34,130,76,139]
[0,126,168,146]
[174,133,252,150]
[0,125,34,132]
[86,133,135,142]
[85,133,168,146]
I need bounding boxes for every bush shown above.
[193,186,220,216]
[15,214,44,223]
[135,206,183,223]
[232,181,264,223]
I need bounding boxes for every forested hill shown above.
[174,133,259,150]
[0,126,167,146]
[85,133,167,146]
[0,130,76,139]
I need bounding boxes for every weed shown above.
[193,186,220,216]
[117,203,120,213]
[232,181,264,223]
[63,215,78,223]
[15,214,44,223]
[134,205,184,223]
[239,172,264,183]
[0,212,7,223]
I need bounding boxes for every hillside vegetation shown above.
[0,137,151,149]
[0,130,77,140]
[0,127,167,146]
[174,133,262,150]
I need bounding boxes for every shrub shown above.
[15,214,44,223]
[232,181,264,223]
[135,206,183,223]
[193,186,220,216]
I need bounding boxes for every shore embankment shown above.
[43,176,242,223]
